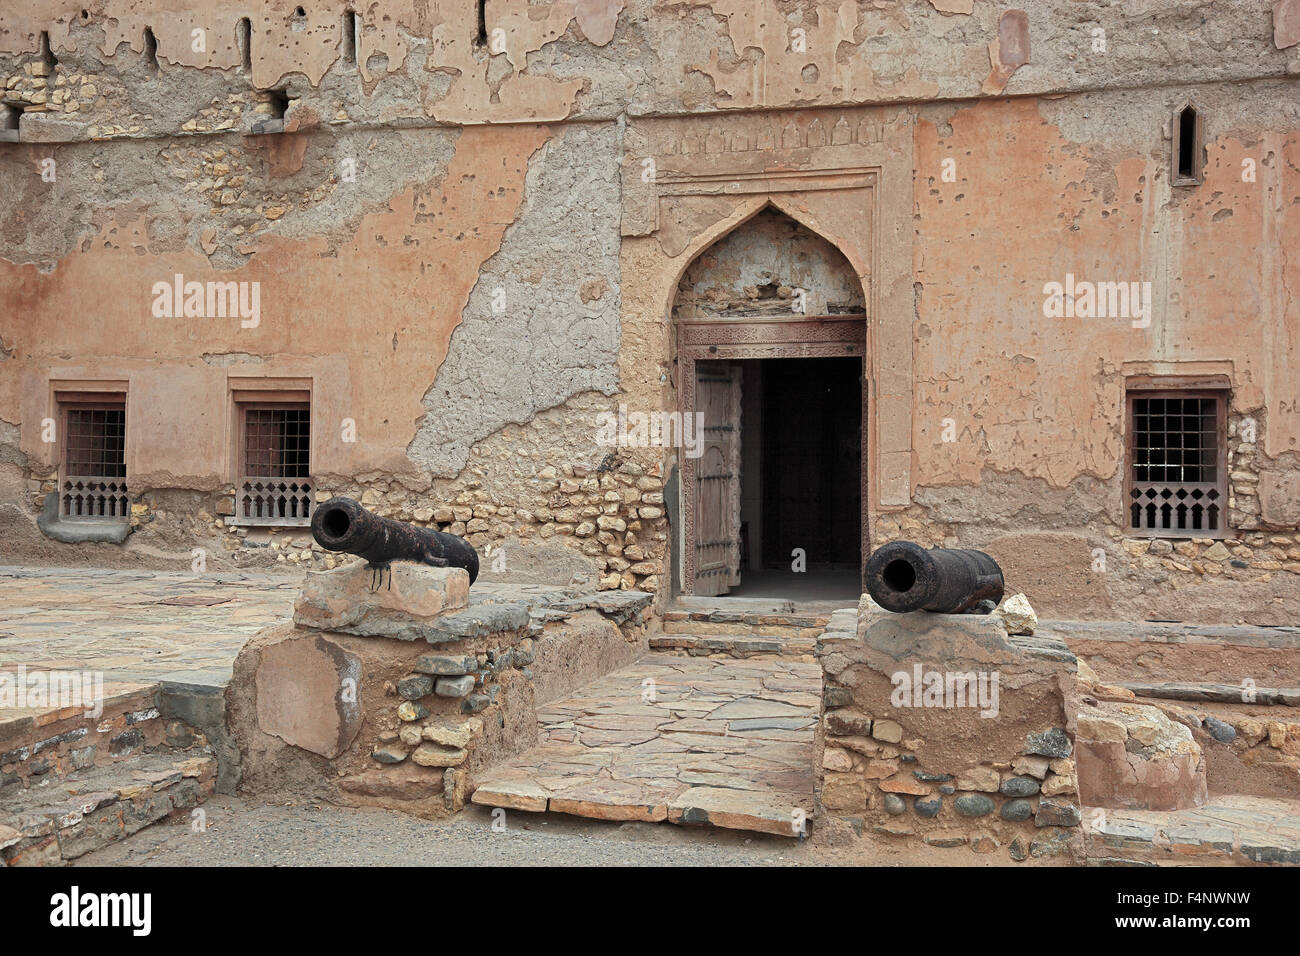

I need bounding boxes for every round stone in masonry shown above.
[1204,715,1236,743]
[884,793,906,815]
[954,794,995,817]
[1000,776,1041,797]
[397,701,430,722]
[1000,799,1033,822]
[372,744,407,764]
[914,796,942,818]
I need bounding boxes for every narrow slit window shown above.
[2,103,22,132]
[1174,105,1203,185]
[342,9,358,65]
[237,17,252,72]
[1126,390,1226,537]
[236,402,313,525]
[476,0,488,47]
[61,400,129,521]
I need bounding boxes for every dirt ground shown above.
[75,795,1063,867]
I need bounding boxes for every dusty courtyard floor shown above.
[73,794,1015,867]
[0,565,297,707]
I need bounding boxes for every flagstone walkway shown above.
[0,566,300,721]
[472,654,821,836]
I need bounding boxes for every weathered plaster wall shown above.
[1,0,1299,621]
[903,88,1300,623]
[3,0,1299,140]
[1,122,548,485]
[408,120,622,478]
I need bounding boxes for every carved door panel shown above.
[693,363,742,596]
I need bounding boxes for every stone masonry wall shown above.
[816,600,1084,861]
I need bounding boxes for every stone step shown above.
[0,684,193,791]
[1,750,217,865]
[0,679,219,866]
[657,606,834,658]
[650,631,817,657]
[662,608,831,629]
[1085,794,1300,865]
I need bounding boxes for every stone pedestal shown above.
[292,563,470,637]
[816,599,1082,861]
[229,563,536,817]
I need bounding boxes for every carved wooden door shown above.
[693,363,742,596]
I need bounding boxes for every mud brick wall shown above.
[4,3,1300,624]
[815,600,1084,861]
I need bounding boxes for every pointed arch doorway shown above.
[674,206,867,600]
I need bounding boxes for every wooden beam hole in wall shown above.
[142,26,159,73]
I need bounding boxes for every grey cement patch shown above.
[409,121,622,477]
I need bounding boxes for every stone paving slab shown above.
[1088,794,1300,864]
[0,567,300,706]
[472,654,820,836]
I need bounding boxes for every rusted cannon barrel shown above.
[865,540,1003,614]
[311,496,480,585]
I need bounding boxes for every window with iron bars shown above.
[61,404,129,520]
[235,403,313,525]
[1126,391,1226,538]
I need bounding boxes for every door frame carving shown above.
[678,316,867,595]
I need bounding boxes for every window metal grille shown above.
[61,406,129,520]
[1127,392,1225,537]
[236,404,313,525]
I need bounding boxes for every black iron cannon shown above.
[864,540,1003,614]
[311,496,480,586]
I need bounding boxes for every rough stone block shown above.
[415,654,478,676]
[421,717,483,749]
[1076,701,1207,811]
[411,743,467,767]
[254,633,362,758]
[397,674,434,700]
[292,563,470,638]
[435,675,476,698]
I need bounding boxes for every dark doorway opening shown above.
[732,356,861,601]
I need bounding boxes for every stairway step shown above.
[650,632,817,656]
[1085,794,1300,866]
[1,750,216,865]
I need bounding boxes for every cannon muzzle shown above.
[865,540,1003,614]
[311,496,480,585]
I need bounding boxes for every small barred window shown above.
[61,402,129,520]
[235,403,313,526]
[1126,391,1226,537]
